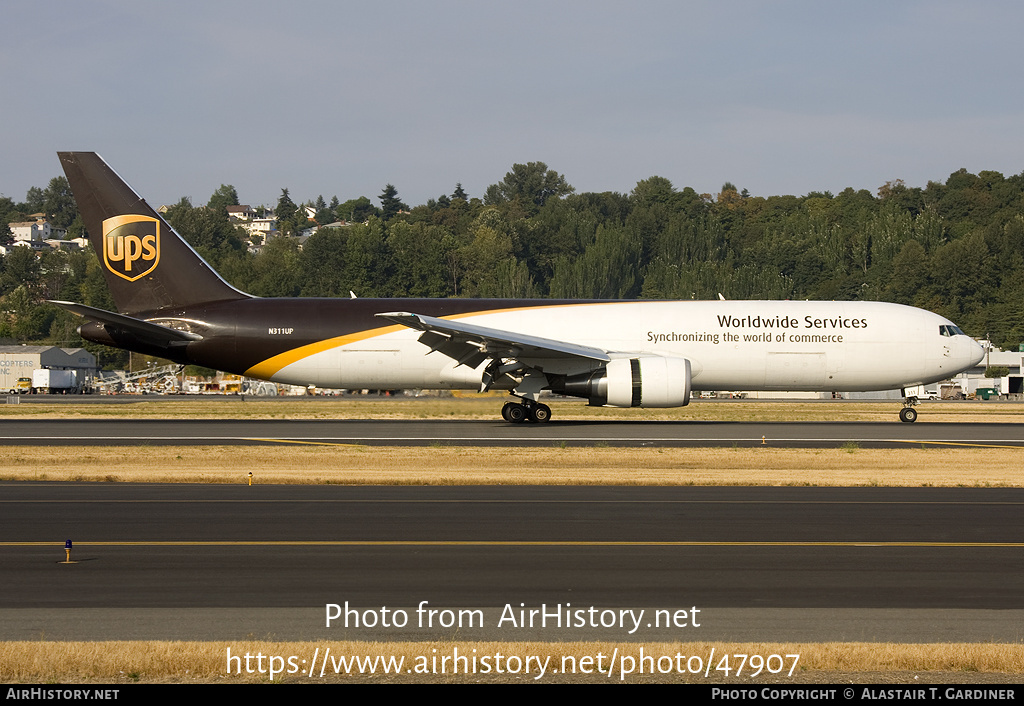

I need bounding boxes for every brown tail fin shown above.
[57,152,248,314]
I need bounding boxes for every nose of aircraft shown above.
[967,337,985,367]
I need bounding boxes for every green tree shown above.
[0,195,19,243]
[884,239,928,305]
[313,195,333,225]
[484,162,574,215]
[164,196,245,268]
[0,285,53,341]
[299,227,349,296]
[459,223,516,297]
[549,224,641,299]
[248,236,302,297]
[207,184,240,212]
[336,196,377,223]
[41,177,78,230]
[379,185,409,222]
[275,189,299,235]
[387,221,449,297]
[344,218,391,296]
[0,246,41,296]
[631,176,676,208]
[24,186,45,213]
[487,259,537,298]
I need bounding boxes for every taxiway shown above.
[3,483,1023,642]
[1,418,1022,447]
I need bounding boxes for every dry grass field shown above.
[2,640,1023,684]
[2,444,1023,487]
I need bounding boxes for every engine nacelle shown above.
[556,356,691,408]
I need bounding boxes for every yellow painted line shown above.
[245,438,365,447]
[893,440,1024,450]
[5,541,1024,548]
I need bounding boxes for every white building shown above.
[226,205,256,221]
[241,216,278,239]
[9,218,66,244]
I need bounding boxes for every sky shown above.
[5,1,1024,210]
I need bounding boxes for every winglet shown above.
[375,312,427,330]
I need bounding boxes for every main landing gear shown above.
[501,399,552,423]
[899,393,919,423]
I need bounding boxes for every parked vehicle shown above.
[32,369,78,394]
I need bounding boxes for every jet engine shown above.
[555,356,691,408]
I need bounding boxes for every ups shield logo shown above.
[102,215,160,282]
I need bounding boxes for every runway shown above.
[2,418,1023,447]
[3,483,1023,642]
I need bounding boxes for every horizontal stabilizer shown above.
[50,300,203,344]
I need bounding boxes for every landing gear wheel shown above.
[505,403,527,423]
[501,402,512,421]
[899,407,918,423]
[529,403,551,423]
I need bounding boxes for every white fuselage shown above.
[266,300,984,394]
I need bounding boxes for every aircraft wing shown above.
[50,300,204,345]
[375,311,611,370]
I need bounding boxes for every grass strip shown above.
[2,445,1022,486]
[1,640,1022,683]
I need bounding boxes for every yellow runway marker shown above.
[246,438,365,447]
[894,439,1024,450]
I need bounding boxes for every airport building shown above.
[970,345,1024,397]
[0,345,97,394]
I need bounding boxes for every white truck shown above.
[904,384,939,401]
[32,369,78,394]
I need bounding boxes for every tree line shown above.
[2,162,1023,369]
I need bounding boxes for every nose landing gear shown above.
[899,392,919,423]
[899,406,918,423]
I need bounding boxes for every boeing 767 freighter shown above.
[51,152,984,423]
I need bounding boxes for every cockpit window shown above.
[939,325,965,337]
